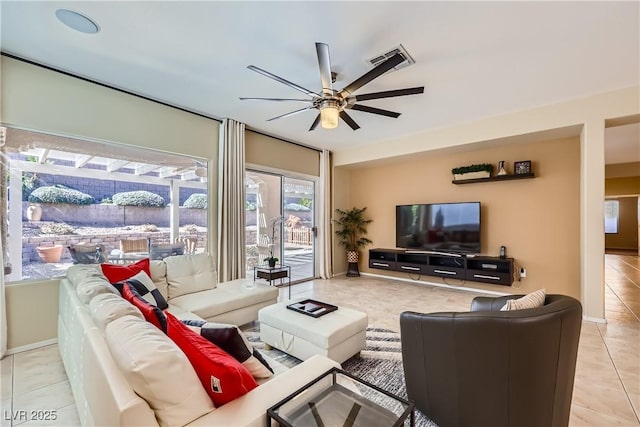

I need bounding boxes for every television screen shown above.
[396,202,481,253]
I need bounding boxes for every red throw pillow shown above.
[122,282,167,333]
[101,258,151,284]
[165,313,258,406]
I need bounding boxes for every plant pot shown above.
[346,250,360,277]
[453,171,491,180]
[26,204,42,222]
[267,258,277,268]
[36,245,63,263]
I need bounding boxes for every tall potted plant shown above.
[334,207,373,277]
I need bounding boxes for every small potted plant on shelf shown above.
[451,163,494,181]
[265,216,283,268]
[334,207,373,277]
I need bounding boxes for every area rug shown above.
[243,325,438,427]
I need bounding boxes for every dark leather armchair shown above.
[400,294,582,427]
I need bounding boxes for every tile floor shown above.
[1,254,638,426]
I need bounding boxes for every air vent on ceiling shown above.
[367,44,415,71]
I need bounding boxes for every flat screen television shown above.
[396,202,481,253]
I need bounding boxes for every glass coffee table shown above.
[267,367,414,427]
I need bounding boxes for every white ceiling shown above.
[1,1,639,161]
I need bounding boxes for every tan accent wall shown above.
[605,176,640,196]
[5,280,60,350]
[605,162,640,179]
[331,167,352,275]
[246,130,320,176]
[339,136,581,298]
[605,197,639,250]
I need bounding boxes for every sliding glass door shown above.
[245,170,315,283]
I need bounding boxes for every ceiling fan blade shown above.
[348,104,401,118]
[266,107,315,121]
[339,111,361,130]
[338,53,406,98]
[247,65,320,97]
[308,114,321,131]
[348,86,425,102]
[239,97,313,102]
[316,42,334,96]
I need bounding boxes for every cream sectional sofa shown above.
[58,254,340,426]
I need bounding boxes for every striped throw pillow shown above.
[501,289,546,311]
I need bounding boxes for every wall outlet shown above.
[520,267,527,278]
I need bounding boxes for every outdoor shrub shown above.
[181,224,199,233]
[137,223,158,232]
[40,222,75,235]
[28,185,94,205]
[112,190,165,207]
[245,201,256,211]
[183,193,207,209]
[284,203,310,211]
[22,173,41,201]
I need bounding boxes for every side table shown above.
[267,367,414,426]
[254,264,291,298]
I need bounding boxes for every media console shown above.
[369,248,514,286]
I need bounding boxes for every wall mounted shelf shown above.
[452,173,535,185]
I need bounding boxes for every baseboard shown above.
[583,315,607,324]
[360,272,509,296]
[6,338,58,355]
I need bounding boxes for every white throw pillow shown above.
[149,260,169,300]
[76,277,120,305]
[164,253,217,299]
[105,315,214,427]
[501,289,546,311]
[89,293,143,333]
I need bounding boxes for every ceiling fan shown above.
[240,43,424,131]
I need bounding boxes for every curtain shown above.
[217,119,246,282]
[318,149,333,279]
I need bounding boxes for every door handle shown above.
[312,226,318,237]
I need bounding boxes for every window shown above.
[1,126,208,282]
[604,200,619,234]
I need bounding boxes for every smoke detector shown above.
[367,44,415,72]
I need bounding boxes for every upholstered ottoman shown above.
[258,300,368,363]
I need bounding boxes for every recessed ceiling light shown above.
[55,9,100,34]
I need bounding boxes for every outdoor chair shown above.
[175,237,197,254]
[119,238,150,255]
[150,242,185,260]
[68,243,107,264]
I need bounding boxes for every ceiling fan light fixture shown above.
[320,100,340,129]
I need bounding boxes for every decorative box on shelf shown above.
[453,171,491,180]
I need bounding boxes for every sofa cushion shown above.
[105,315,214,427]
[101,258,151,284]
[76,277,120,305]
[182,319,274,379]
[166,313,257,407]
[501,289,546,311]
[122,283,168,333]
[168,280,277,320]
[164,253,217,299]
[89,292,144,333]
[66,264,106,288]
[114,270,168,310]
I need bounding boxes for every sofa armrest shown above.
[470,295,522,312]
[185,355,340,427]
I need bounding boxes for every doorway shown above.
[245,170,316,283]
